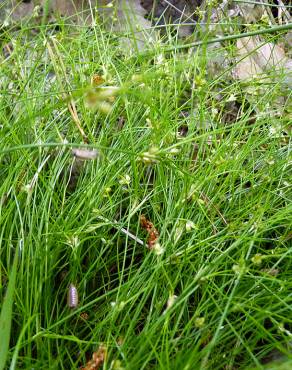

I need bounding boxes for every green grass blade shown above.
[9,316,35,370]
[148,23,292,54]
[0,248,18,370]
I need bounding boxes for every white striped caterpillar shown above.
[67,283,78,309]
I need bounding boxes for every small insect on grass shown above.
[67,283,78,309]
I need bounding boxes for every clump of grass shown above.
[0,7,291,370]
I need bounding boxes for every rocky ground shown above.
[1,0,201,31]
[1,0,205,52]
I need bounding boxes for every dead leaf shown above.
[117,116,126,131]
[277,0,291,25]
[233,36,291,88]
[260,268,279,276]
[97,0,156,51]
[9,0,34,22]
[237,2,266,24]
[283,59,292,87]
[49,0,99,23]
[72,148,99,160]
[141,0,199,37]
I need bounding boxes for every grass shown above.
[0,3,292,369]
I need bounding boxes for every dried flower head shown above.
[163,294,178,314]
[166,294,178,309]
[138,147,159,164]
[195,317,205,328]
[91,74,105,86]
[118,174,131,186]
[111,301,126,311]
[152,242,164,256]
[185,220,196,232]
[232,263,247,276]
[140,215,159,249]
[84,86,119,113]
[82,345,107,370]
[251,253,263,265]
[80,312,89,320]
